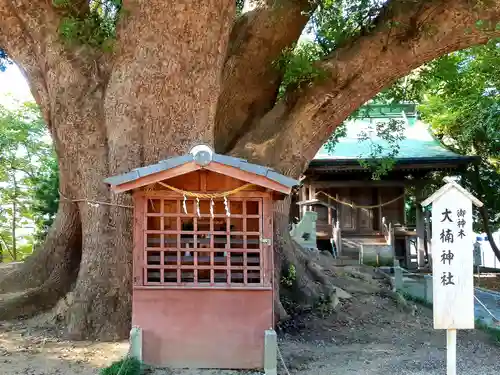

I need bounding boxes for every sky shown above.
[0,64,33,107]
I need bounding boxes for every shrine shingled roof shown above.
[104,146,299,193]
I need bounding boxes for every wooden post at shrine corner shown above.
[421,177,483,375]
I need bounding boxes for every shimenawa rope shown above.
[59,182,254,210]
[58,190,134,209]
[156,181,254,198]
[315,190,405,209]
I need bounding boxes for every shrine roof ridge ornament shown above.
[421,176,483,208]
[103,144,299,191]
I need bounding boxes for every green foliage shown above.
[323,104,407,181]
[0,49,12,72]
[273,42,327,98]
[281,264,296,288]
[376,41,500,232]
[417,44,500,158]
[364,258,394,267]
[402,43,500,231]
[30,157,59,243]
[311,0,385,54]
[279,263,302,314]
[400,291,432,309]
[313,293,335,318]
[275,0,389,99]
[323,122,347,153]
[264,0,391,100]
[404,186,418,226]
[54,0,123,50]
[324,107,407,180]
[0,103,58,261]
[235,0,245,16]
[357,118,406,180]
[52,0,71,7]
[54,0,247,49]
[100,357,142,375]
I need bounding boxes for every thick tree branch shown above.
[1,0,113,210]
[214,0,313,153]
[0,1,106,125]
[231,0,500,175]
[0,0,53,123]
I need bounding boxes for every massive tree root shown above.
[272,199,403,325]
[0,203,81,294]
[0,251,81,320]
[0,199,133,341]
[64,202,134,340]
[0,202,82,320]
[276,233,413,324]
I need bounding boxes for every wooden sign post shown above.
[422,177,483,375]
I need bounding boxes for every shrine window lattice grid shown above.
[143,197,265,287]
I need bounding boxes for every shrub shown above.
[100,357,142,375]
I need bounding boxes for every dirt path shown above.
[1,294,499,375]
[0,320,127,375]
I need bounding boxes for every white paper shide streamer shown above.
[181,195,231,218]
[224,196,231,217]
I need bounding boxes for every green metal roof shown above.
[314,104,471,162]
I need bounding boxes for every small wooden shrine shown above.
[104,145,298,369]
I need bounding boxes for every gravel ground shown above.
[278,295,500,375]
[0,294,499,375]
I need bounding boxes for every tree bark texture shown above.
[1,0,500,339]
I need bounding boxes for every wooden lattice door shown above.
[141,196,268,287]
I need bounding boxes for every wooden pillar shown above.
[308,184,316,216]
[388,222,394,246]
[405,237,411,269]
[416,184,426,268]
[377,188,382,231]
[309,184,316,200]
[300,185,307,216]
[425,209,432,268]
[332,223,342,257]
[402,189,407,226]
[336,192,341,229]
[327,196,332,225]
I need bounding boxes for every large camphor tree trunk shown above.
[1,0,500,340]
